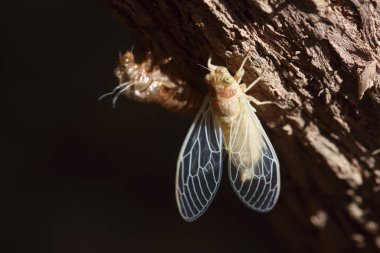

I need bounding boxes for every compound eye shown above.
[224,76,233,83]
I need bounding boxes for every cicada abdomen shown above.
[100,50,202,115]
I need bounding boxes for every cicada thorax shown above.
[209,86,239,144]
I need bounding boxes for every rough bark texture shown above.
[104,0,380,252]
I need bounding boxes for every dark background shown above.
[1,1,288,252]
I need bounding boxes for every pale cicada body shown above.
[176,55,280,221]
[100,50,201,114]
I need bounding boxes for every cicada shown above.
[176,54,280,221]
[99,50,201,114]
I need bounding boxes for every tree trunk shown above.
[104,0,380,252]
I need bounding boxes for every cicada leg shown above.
[234,53,250,83]
[242,74,285,109]
[242,74,262,93]
[246,95,286,109]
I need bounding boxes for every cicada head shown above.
[119,51,135,66]
[115,51,136,82]
[205,57,235,88]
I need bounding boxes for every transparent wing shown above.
[228,98,280,212]
[176,98,223,221]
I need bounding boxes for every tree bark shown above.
[104,0,380,252]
